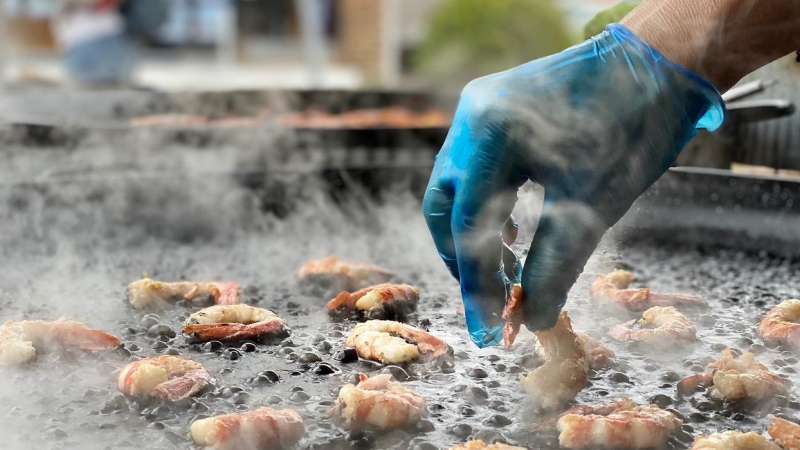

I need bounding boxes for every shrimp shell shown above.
[184,304,288,343]
[190,407,305,450]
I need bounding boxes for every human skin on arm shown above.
[621,0,800,92]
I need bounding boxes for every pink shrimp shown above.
[758,299,800,348]
[326,283,419,317]
[768,416,800,449]
[0,319,121,365]
[590,270,706,311]
[127,278,240,309]
[191,407,305,450]
[607,306,696,346]
[331,373,426,431]
[183,304,288,343]
[345,320,449,364]
[117,355,214,402]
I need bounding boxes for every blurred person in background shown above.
[53,0,165,86]
[422,0,800,348]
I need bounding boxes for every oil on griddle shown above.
[0,129,798,450]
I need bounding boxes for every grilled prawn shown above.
[590,269,706,311]
[184,304,288,343]
[691,431,780,450]
[191,407,305,450]
[520,312,589,410]
[0,319,120,366]
[345,320,449,364]
[450,441,525,450]
[128,278,240,309]
[326,283,419,320]
[678,348,788,402]
[117,355,214,401]
[331,373,426,431]
[298,256,393,291]
[556,396,683,449]
[607,306,696,346]
[768,416,800,449]
[758,299,800,348]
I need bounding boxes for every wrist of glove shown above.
[423,23,724,348]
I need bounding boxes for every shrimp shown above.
[117,355,214,402]
[450,441,525,450]
[298,256,393,291]
[127,278,240,309]
[331,373,426,431]
[184,304,288,343]
[520,312,589,410]
[576,332,615,370]
[502,284,524,349]
[556,396,683,449]
[691,431,780,450]
[590,269,706,311]
[345,320,449,364]
[326,283,419,320]
[0,319,121,366]
[607,306,696,346]
[768,416,800,449]
[758,299,800,348]
[191,407,305,450]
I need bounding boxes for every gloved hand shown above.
[423,23,724,348]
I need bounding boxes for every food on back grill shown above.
[183,304,288,343]
[298,255,394,291]
[690,430,780,450]
[127,278,240,309]
[590,269,706,311]
[117,355,214,402]
[278,106,450,129]
[555,396,683,449]
[190,406,305,450]
[520,311,589,410]
[0,319,121,366]
[326,283,420,320]
[678,348,788,402]
[331,373,426,431]
[768,416,800,449]
[758,299,800,349]
[450,441,526,450]
[345,320,449,364]
[607,306,696,346]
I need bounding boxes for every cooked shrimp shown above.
[298,256,393,290]
[758,299,800,348]
[331,373,426,431]
[345,320,449,364]
[607,306,696,346]
[191,407,305,450]
[326,283,419,318]
[590,269,706,311]
[184,304,288,343]
[691,431,780,450]
[127,278,240,309]
[710,349,788,402]
[520,312,589,410]
[768,416,800,449]
[0,319,120,366]
[117,355,214,402]
[450,441,525,450]
[576,332,615,370]
[556,396,683,449]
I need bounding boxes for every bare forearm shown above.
[621,0,800,92]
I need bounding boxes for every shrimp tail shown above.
[53,323,122,350]
[215,282,241,305]
[326,291,356,312]
[153,368,214,401]
[677,373,713,397]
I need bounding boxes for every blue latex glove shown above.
[422,24,724,348]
